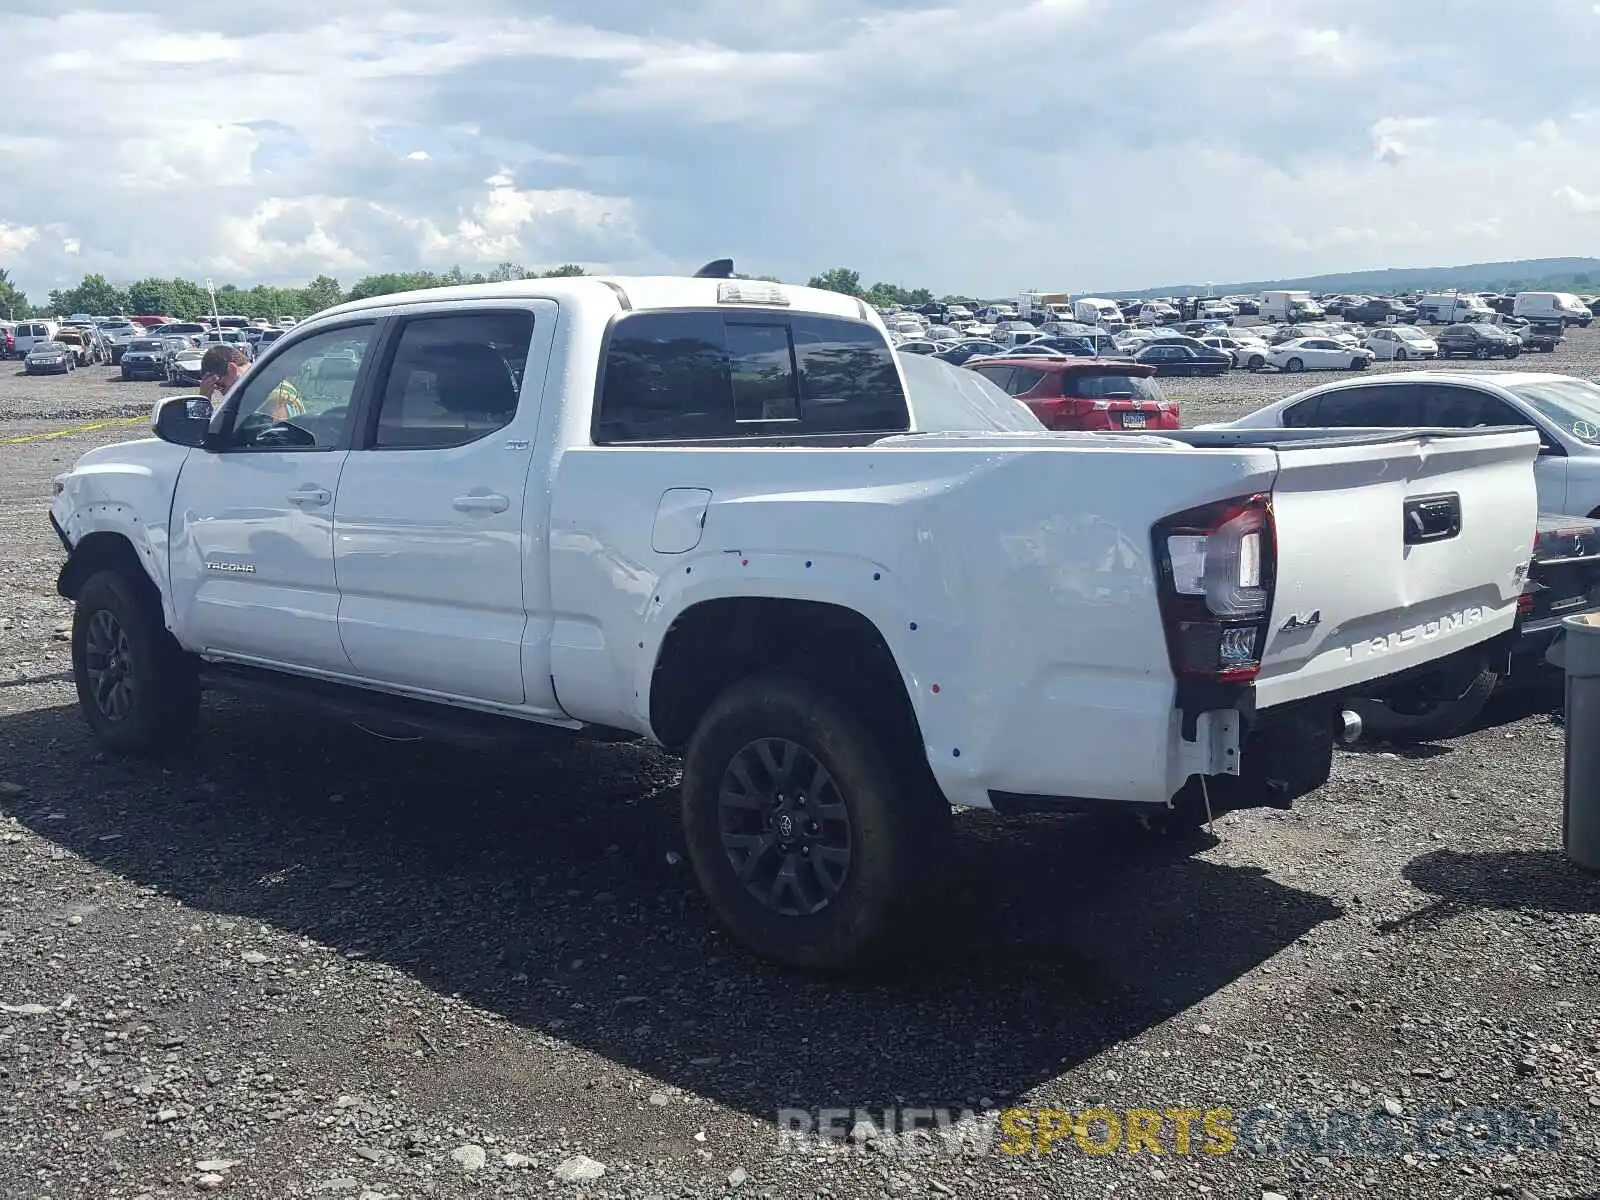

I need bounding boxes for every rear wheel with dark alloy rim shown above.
[72,568,199,754]
[681,673,951,973]
[716,737,852,917]
[1474,346,1492,359]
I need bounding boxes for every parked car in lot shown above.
[933,339,1004,366]
[25,341,76,375]
[1202,370,1600,518]
[120,337,173,380]
[53,329,103,367]
[1197,332,1270,370]
[1264,337,1374,373]
[1363,326,1437,361]
[1435,323,1522,360]
[965,356,1178,430]
[1489,314,1562,353]
[1344,298,1419,325]
[47,269,1540,972]
[1131,342,1231,376]
[202,329,254,360]
[166,345,207,387]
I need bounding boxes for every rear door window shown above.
[1415,385,1528,429]
[1306,385,1420,427]
[594,312,908,442]
[1006,367,1048,396]
[970,365,1015,392]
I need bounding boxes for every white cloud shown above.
[3,0,1600,299]
[0,224,39,257]
[1556,185,1600,213]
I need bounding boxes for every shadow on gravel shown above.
[0,698,1339,1117]
[1380,848,1600,933]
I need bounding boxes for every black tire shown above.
[120,368,131,381]
[1474,346,1491,360]
[71,569,199,755]
[1349,356,1369,370]
[1394,348,1408,362]
[1247,354,1265,370]
[1505,347,1520,358]
[681,672,951,974]
[1349,667,1499,744]
[1284,357,1304,372]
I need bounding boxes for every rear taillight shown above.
[1153,494,1276,683]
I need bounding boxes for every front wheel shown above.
[1349,667,1500,744]
[1349,357,1369,370]
[1505,347,1520,358]
[1393,348,1408,362]
[1247,354,1265,370]
[681,673,951,974]
[71,569,199,755]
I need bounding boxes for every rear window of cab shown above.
[594,310,909,443]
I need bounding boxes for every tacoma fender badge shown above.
[205,561,256,574]
[1280,609,1320,632]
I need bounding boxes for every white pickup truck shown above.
[49,267,1539,971]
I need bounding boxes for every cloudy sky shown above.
[4,0,1600,298]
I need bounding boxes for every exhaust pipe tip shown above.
[1337,709,1363,745]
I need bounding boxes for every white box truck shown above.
[1260,291,1325,322]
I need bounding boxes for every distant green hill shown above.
[1100,257,1600,299]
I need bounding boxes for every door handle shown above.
[453,493,510,513]
[287,486,331,506]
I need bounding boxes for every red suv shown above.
[966,357,1179,431]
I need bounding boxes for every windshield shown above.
[1508,379,1600,443]
[897,352,1044,433]
[129,339,164,351]
[1394,326,1428,340]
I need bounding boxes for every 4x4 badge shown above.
[1281,609,1321,631]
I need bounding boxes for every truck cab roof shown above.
[320,275,878,327]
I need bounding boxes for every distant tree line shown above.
[0,262,590,321]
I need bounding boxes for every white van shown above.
[1513,292,1592,327]
[1073,297,1127,331]
[12,320,60,357]
[1417,293,1492,324]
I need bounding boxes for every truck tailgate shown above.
[1251,428,1539,708]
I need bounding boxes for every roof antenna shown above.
[693,258,734,279]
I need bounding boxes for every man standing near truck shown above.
[198,345,304,420]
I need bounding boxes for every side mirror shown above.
[151,395,213,448]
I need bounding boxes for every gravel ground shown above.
[3,339,1600,1200]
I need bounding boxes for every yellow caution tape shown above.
[0,416,145,445]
